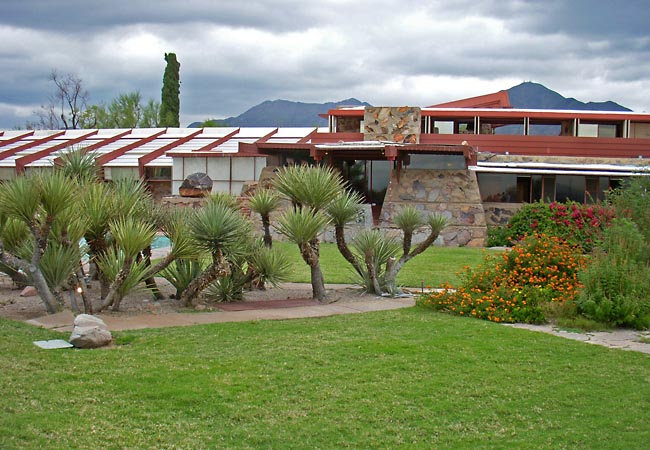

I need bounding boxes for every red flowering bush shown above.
[418,234,585,324]
[502,200,615,252]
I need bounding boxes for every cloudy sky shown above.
[1,0,649,129]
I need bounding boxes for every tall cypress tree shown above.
[160,53,180,127]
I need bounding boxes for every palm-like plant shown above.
[0,171,77,313]
[327,190,364,276]
[99,217,157,311]
[56,147,100,183]
[351,229,401,294]
[272,165,348,301]
[383,207,448,295]
[248,188,281,247]
[275,205,331,300]
[179,201,252,306]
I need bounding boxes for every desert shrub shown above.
[576,219,650,329]
[418,234,584,324]
[505,201,615,252]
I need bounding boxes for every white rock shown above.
[69,314,112,349]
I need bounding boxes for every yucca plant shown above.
[180,202,252,306]
[0,217,31,288]
[0,171,77,313]
[272,165,347,301]
[327,190,364,277]
[39,242,85,307]
[383,207,448,295]
[96,247,152,305]
[275,206,331,300]
[56,146,100,183]
[351,229,401,294]
[248,188,281,248]
[99,217,157,311]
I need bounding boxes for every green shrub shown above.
[577,219,650,329]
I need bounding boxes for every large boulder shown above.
[179,172,213,197]
[69,314,112,349]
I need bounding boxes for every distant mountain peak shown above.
[192,83,630,128]
[507,81,631,111]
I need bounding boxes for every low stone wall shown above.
[381,169,487,247]
[483,203,522,226]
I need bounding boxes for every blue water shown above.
[151,235,171,249]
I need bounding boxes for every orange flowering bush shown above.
[419,234,585,324]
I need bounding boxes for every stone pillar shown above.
[381,168,487,247]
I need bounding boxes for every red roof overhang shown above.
[428,90,512,108]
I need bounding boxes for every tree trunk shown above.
[179,264,221,307]
[335,224,363,277]
[141,246,164,300]
[310,261,327,302]
[300,239,327,302]
[30,266,59,314]
[364,251,382,295]
[262,214,272,248]
[99,257,134,311]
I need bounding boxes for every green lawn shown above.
[274,241,493,287]
[2,310,650,449]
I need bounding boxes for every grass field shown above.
[2,309,650,449]
[274,241,493,287]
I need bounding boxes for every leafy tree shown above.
[160,52,180,127]
[79,92,161,129]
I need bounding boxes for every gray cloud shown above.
[1,0,649,128]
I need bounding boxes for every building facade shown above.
[2,91,649,246]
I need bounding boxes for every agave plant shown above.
[159,259,206,299]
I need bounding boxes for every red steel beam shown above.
[138,129,203,177]
[0,130,35,149]
[16,130,99,174]
[96,129,167,166]
[256,128,279,143]
[0,130,65,162]
[296,127,319,144]
[193,128,240,152]
[51,129,134,167]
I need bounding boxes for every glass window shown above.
[405,154,466,169]
[556,175,585,202]
[477,173,518,202]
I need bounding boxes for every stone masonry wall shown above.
[364,107,420,144]
[381,169,487,247]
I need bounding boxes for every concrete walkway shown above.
[25,296,416,332]
[24,295,650,355]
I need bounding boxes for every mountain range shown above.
[192,82,630,128]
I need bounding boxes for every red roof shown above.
[428,90,512,108]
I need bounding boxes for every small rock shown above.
[194,304,207,311]
[69,314,112,349]
[20,286,37,297]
